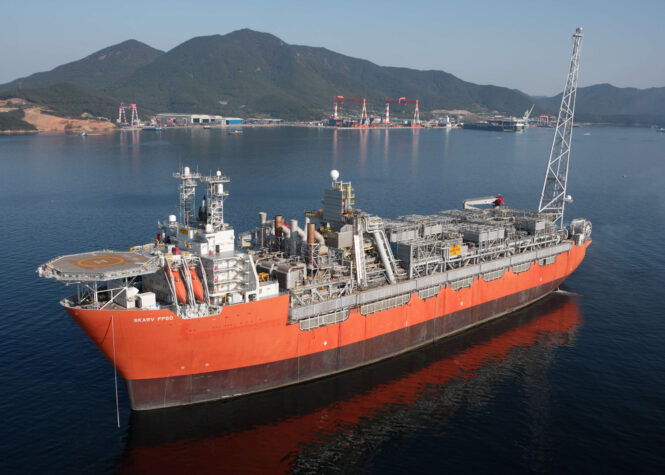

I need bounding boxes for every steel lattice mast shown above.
[538,27,584,228]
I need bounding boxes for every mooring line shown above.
[111,314,120,428]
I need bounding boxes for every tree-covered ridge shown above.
[0,40,164,92]
[536,84,665,126]
[0,84,121,119]
[110,29,536,119]
[0,109,36,131]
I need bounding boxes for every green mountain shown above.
[1,30,535,120]
[109,29,535,119]
[2,29,663,124]
[0,40,164,91]
[536,83,665,126]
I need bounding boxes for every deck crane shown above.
[332,96,369,127]
[384,97,405,125]
[538,27,584,229]
[399,98,421,127]
[523,104,535,123]
[462,195,505,210]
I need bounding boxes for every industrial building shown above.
[155,113,227,126]
[245,118,284,124]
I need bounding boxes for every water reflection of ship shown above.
[120,292,581,473]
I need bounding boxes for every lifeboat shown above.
[188,266,205,302]
[167,267,187,305]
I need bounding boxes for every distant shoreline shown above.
[1,119,661,136]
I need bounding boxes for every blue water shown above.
[1,126,664,473]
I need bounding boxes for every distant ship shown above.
[463,105,534,132]
[463,116,526,132]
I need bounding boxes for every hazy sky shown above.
[2,0,663,95]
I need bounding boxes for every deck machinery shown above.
[240,171,590,329]
[39,166,591,328]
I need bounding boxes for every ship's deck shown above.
[39,250,161,282]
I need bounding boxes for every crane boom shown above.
[538,27,584,228]
[334,96,365,104]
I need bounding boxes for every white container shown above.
[136,292,156,309]
[118,286,139,308]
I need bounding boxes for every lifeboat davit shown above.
[167,267,187,305]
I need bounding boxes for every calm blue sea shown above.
[1,126,664,473]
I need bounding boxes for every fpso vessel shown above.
[37,174,591,410]
[38,29,589,411]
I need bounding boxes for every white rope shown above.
[111,314,120,428]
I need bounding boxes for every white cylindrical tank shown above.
[183,166,190,176]
[330,169,340,182]
[291,219,304,238]
[169,214,177,223]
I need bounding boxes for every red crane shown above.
[118,102,139,127]
[384,97,405,125]
[332,96,369,127]
[399,98,421,127]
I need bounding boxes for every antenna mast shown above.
[200,171,230,231]
[173,167,200,226]
[538,27,583,228]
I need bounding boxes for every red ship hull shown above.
[65,241,589,410]
[123,295,581,472]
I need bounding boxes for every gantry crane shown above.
[332,96,369,127]
[117,102,139,127]
[538,27,584,229]
[383,97,421,127]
